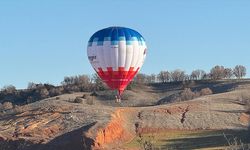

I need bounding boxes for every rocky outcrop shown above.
[93,109,135,149]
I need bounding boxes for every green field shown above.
[123,130,250,150]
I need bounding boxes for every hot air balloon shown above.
[87,27,147,102]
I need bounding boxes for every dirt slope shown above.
[0,82,250,150]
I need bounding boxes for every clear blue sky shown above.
[0,0,249,89]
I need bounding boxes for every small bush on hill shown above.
[1,85,16,94]
[74,97,84,103]
[200,88,213,96]
[176,87,213,102]
[237,94,250,114]
[81,94,87,99]
[180,88,196,101]
[96,90,117,100]
[86,98,94,105]
[49,87,63,97]
[2,102,13,110]
[90,91,98,96]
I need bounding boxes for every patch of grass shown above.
[123,130,250,150]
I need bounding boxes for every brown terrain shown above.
[0,80,250,150]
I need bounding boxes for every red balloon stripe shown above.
[97,67,140,95]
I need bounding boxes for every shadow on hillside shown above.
[42,121,96,150]
[150,81,184,93]
[154,80,250,105]
[151,80,245,94]
[160,130,250,150]
[213,109,245,113]
[155,93,181,105]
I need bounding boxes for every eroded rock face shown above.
[93,109,135,149]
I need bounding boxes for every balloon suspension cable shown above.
[116,90,122,103]
[118,90,121,97]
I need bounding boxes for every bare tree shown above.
[191,69,206,80]
[200,70,206,80]
[210,65,225,80]
[37,88,49,99]
[62,76,74,85]
[224,68,234,79]
[27,82,37,89]
[184,74,190,81]
[233,65,246,79]
[171,69,185,82]
[49,87,64,97]
[78,75,91,84]
[134,73,148,84]
[1,101,13,110]
[61,75,92,92]
[78,75,92,91]
[201,73,211,80]
[92,74,107,91]
[1,85,16,94]
[157,71,170,83]
[146,74,156,83]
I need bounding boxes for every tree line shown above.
[133,65,247,84]
[0,65,247,105]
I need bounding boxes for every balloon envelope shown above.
[87,27,147,95]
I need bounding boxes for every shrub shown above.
[49,87,63,97]
[97,90,117,100]
[35,87,49,99]
[200,88,213,96]
[26,96,34,104]
[121,93,130,100]
[82,94,87,99]
[210,65,225,80]
[86,98,94,105]
[180,88,196,101]
[237,94,250,114]
[233,65,247,79]
[1,85,16,94]
[90,91,98,96]
[2,102,13,110]
[74,97,84,103]
[92,74,107,91]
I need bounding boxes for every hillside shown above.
[0,80,250,150]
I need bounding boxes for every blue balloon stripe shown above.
[88,40,146,46]
[88,38,146,46]
[88,27,146,47]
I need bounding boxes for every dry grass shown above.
[224,133,250,150]
[123,130,250,150]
